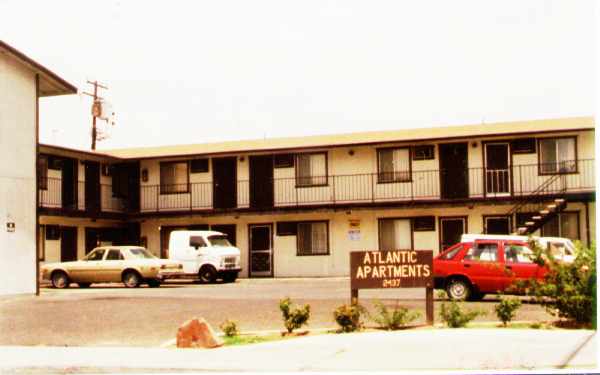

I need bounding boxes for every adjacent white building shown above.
[0,40,76,295]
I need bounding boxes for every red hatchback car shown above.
[433,238,547,300]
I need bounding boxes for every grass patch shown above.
[222,332,306,346]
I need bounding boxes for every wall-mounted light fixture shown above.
[471,142,478,148]
[239,156,245,162]
[141,169,148,182]
[348,149,355,156]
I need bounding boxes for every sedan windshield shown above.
[127,248,156,259]
[208,235,232,247]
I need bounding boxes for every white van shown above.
[168,230,241,283]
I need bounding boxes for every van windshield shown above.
[208,235,232,247]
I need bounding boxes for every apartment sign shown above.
[350,250,433,289]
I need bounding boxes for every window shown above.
[45,225,60,240]
[274,154,294,168]
[541,212,579,240]
[539,137,576,174]
[297,222,329,255]
[504,244,534,264]
[190,159,209,173]
[440,244,463,260]
[85,248,106,261]
[378,148,411,183]
[484,216,511,235]
[463,243,498,262]
[160,161,189,194]
[38,155,48,190]
[277,221,298,236]
[189,236,207,248]
[295,153,327,187]
[412,145,434,160]
[412,216,435,231]
[378,218,412,250]
[511,138,536,154]
[106,249,124,260]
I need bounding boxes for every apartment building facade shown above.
[38,117,595,278]
[0,40,76,295]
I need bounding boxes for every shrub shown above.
[494,297,521,327]
[279,297,310,333]
[519,240,596,326]
[371,300,420,330]
[333,303,365,332]
[219,319,239,337]
[439,291,484,328]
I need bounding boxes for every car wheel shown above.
[222,273,238,283]
[147,279,161,288]
[446,278,471,300]
[122,271,141,288]
[51,271,70,289]
[198,265,217,284]
[78,283,91,288]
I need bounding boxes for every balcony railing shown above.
[38,177,128,213]
[138,159,594,213]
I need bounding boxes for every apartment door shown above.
[84,161,100,214]
[249,224,273,277]
[60,226,78,261]
[439,143,469,199]
[249,155,274,209]
[212,157,237,209]
[485,143,510,196]
[211,224,237,246]
[439,217,467,251]
[61,158,78,210]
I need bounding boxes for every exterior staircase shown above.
[508,174,567,235]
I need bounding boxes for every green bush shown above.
[219,319,239,337]
[370,300,420,330]
[279,297,310,333]
[494,297,521,327]
[333,304,365,332]
[520,240,596,326]
[438,291,483,328]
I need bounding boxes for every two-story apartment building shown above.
[0,40,76,295]
[38,117,595,279]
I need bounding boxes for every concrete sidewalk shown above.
[0,329,596,373]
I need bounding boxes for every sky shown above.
[0,0,596,151]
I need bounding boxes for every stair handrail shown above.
[507,172,565,217]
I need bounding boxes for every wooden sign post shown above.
[350,250,434,325]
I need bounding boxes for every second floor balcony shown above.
[138,159,595,214]
[39,178,128,214]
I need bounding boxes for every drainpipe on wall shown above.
[35,74,40,297]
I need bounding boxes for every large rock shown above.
[176,318,223,349]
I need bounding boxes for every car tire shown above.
[446,278,471,301]
[147,279,161,288]
[222,272,238,283]
[122,271,141,288]
[78,283,91,288]
[198,265,217,284]
[51,271,70,289]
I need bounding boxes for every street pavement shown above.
[0,329,596,373]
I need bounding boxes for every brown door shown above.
[212,157,237,209]
[249,224,273,277]
[439,217,466,251]
[211,224,237,246]
[249,155,274,209]
[85,161,100,214]
[61,158,78,210]
[439,143,469,199]
[485,143,510,195]
[60,226,78,261]
[85,228,100,254]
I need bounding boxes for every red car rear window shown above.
[439,244,463,260]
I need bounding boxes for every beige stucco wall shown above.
[0,53,37,295]
[139,199,594,278]
[138,129,594,213]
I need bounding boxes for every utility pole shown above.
[83,80,108,150]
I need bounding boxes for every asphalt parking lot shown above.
[0,278,554,347]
